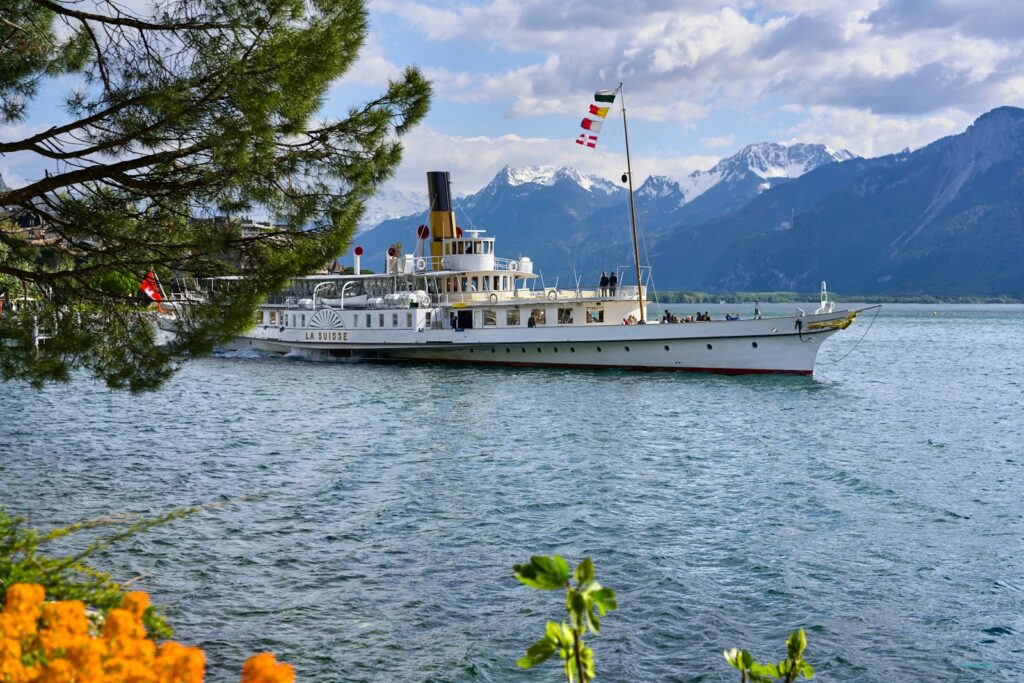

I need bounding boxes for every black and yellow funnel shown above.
[426,171,456,268]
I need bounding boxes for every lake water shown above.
[1,304,1022,682]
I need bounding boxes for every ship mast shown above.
[619,83,645,322]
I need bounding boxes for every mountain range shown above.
[356,107,1024,296]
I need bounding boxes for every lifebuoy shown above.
[508,261,519,271]
[415,257,426,271]
[547,290,558,301]
[440,257,450,269]
[489,293,498,304]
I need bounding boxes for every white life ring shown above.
[508,261,519,271]
[547,290,558,302]
[489,293,498,304]
[440,257,450,270]
[415,257,426,271]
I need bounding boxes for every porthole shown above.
[537,347,542,353]
[491,348,495,353]
[597,346,602,352]
[625,346,630,352]
[707,344,713,350]
[470,349,474,353]
[570,347,576,353]
[506,348,510,354]
[553,347,558,353]
[521,348,526,353]
[664,345,670,351]
[752,341,758,348]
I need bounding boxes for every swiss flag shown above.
[139,270,162,302]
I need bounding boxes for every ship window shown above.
[506,309,520,326]
[531,308,546,325]
[379,313,385,327]
[707,344,713,350]
[366,313,371,327]
[392,313,399,327]
[457,241,464,254]
[484,309,496,326]
[482,277,490,292]
[461,277,468,291]
[301,314,306,327]
[493,276,500,291]
[470,277,479,291]
[406,313,413,327]
[352,315,358,327]
[269,310,276,324]
[425,312,432,328]
[502,276,509,290]
[586,308,604,323]
[558,308,573,324]
[466,241,473,254]
[752,341,758,348]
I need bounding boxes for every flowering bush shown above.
[0,583,294,683]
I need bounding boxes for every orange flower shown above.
[240,653,295,683]
[123,592,151,620]
[1,584,294,683]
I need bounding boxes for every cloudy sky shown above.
[4,0,1024,202]
[332,0,1024,197]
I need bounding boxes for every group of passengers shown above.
[598,271,618,296]
[660,310,720,323]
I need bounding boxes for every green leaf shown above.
[750,661,781,678]
[514,555,571,590]
[801,662,815,679]
[518,637,557,668]
[574,557,595,584]
[545,620,562,643]
[787,628,807,659]
[591,587,618,614]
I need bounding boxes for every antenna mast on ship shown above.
[618,83,646,322]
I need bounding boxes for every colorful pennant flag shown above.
[574,88,617,150]
[139,270,162,302]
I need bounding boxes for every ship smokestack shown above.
[426,171,456,269]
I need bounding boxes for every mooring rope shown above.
[821,304,883,364]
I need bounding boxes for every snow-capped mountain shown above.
[357,187,426,232]
[484,165,621,196]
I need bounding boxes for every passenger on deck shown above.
[528,315,536,328]
[608,272,617,296]
[599,272,609,296]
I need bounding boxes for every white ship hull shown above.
[226,309,858,375]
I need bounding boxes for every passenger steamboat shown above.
[224,170,861,375]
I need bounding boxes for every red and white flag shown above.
[139,270,162,302]
[574,88,617,150]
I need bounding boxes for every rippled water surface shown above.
[2,304,1022,682]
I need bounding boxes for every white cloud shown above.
[701,134,737,149]
[373,0,1024,126]
[779,105,974,156]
